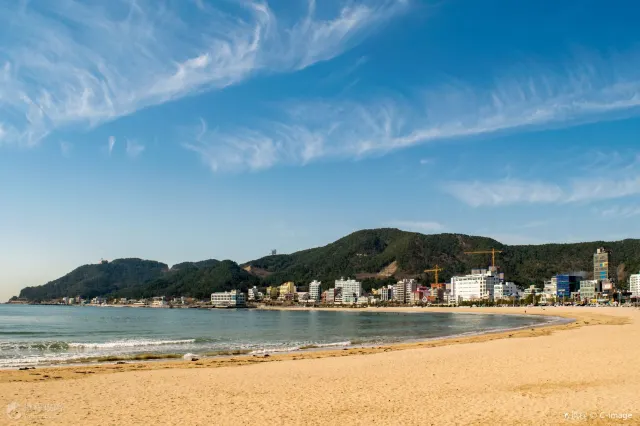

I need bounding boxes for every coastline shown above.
[0,306,623,379]
[1,307,637,425]
[0,307,563,371]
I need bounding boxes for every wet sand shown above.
[1,306,638,425]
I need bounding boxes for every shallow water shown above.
[0,305,551,367]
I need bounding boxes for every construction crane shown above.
[424,265,443,286]
[464,248,503,271]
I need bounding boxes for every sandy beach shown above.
[1,306,639,425]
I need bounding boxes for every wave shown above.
[249,346,302,355]
[67,339,196,349]
[249,340,352,354]
[0,341,70,351]
[314,341,352,348]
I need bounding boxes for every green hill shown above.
[18,259,168,301]
[244,229,640,291]
[115,259,260,300]
[17,229,640,301]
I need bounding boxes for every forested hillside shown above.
[18,229,640,301]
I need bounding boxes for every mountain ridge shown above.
[16,229,640,301]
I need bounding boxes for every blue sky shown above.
[1,0,640,299]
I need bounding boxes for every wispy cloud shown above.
[126,140,145,158]
[108,136,116,156]
[59,141,72,157]
[445,174,640,207]
[444,180,564,207]
[419,157,435,165]
[599,205,640,218]
[185,50,640,172]
[567,176,640,202]
[0,0,407,146]
[388,220,445,233]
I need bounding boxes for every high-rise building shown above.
[335,278,362,304]
[309,280,322,302]
[630,273,640,297]
[594,247,610,282]
[394,279,418,304]
[451,271,500,302]
[378,285,394,301]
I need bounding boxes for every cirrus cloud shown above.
[0,0,407,147]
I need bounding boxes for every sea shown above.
[0,305,555,368]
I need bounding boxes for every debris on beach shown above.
[183,353,199,361]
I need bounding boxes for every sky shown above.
[1,0,640,300]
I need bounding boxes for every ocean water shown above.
[0,305,553,368]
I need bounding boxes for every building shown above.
[335,278,362,304]
[278,282,297,300]
[594,247,610,282]
[493,282,520,300]
[522,285,537,298]
[410,286,429,304]
[543,279,557,301]
[630,273,640,298]
[210,290,246,308]
[450,271,500,302]
[429,285,445,303]
[322,288,335,304]
[151,296,167,307]
[296,292,310,303]
[555,275,581,300]
[309,280,322,302]
[601,279,615,295]
[265,286,279,300]
[247,286,261,301]
[394,279,418,304]
[579,280,601,302]
[377,285,394,301]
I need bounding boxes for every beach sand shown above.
[1,306,639,425]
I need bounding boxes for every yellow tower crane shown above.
[464,248,504,271]
[424,265,443,286]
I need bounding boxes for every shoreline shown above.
[1,306,637,425]
[0,306,625,381]
[0,309,566,370]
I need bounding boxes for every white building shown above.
[335,278,362,304]
[210,290,246,308]
[494,282,520,300]
[544,279,557,297]
[378,285,394,301]
[579,280,600,301]
[151,296,167,307]
[248,286,260,301]
[394,279,418,304]
[309,280,322,302]
[296,292,310,303]
[631,274,640,297]
[451,271,500,302]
